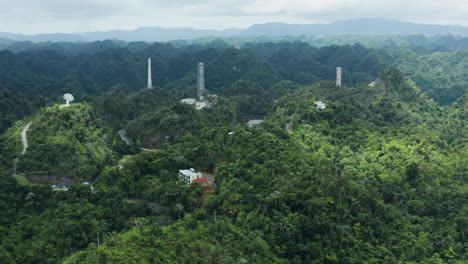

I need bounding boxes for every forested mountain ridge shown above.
[0,90,46,133]
[391,49,468,105]
[0,104,121,180]
[62,69,467,263]
[93,86,176,129]
[0,39,466,263]
[0,42,385,95]
[0,40,465,112]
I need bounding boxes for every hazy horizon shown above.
[0,0,467,35]
[1,18,468,36]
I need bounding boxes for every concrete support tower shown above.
[336,67,342,87]
[147,58,153,89]
[197,62,205,100]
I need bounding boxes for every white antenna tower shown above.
[197,62,205,100]
[336,67,342,87]
[147,58,153,89]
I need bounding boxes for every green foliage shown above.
[126,98,237,148]
[97,69,464,263]
[1,104,118,180]
[392,49,468,104]
[0,89,46,133]
[93,84,175,129]
[64,218,284,264]
[0,171,155,264]
[0,40,466,264]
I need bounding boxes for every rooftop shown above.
[247,120,263,126]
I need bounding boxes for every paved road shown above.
[118,129,158,152]
[12,122,32,176]
[118,129,132,145]
[21,122,32,155]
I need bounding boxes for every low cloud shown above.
[0,0,466,34]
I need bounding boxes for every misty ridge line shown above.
[0,18,467,43]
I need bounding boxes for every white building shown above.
[195,101,207,110]
[179,168,202,184]
[181,98,208,110]
[247,120,263,127]
[181,98,197,104]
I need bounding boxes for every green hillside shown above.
[0,40,466,264]
[393,49,468,105]
[63,69,467,264]
[0,103,120,180]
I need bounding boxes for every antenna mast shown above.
[336,67,342,87]
[147,58,153,89]
[197,62,204,100]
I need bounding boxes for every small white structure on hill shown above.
[247,120,263,127]
[181,98,208,110]
[52,185,69,191]
[181,98,197,104]
[195,101,207,110]
[179,168,202,184]
[314,101,326,110]
[63,93,74,107]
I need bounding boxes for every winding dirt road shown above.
[118,129,132,145]
[12,122,32,177]
[21,122,32,155]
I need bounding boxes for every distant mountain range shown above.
[1,18,467,42]
[239,19,468,37]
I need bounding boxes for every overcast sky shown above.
[1,0,467,34]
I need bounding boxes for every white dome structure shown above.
[63,93,74,106]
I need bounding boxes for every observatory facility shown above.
[181,62,210,110]
[179,168,203,184]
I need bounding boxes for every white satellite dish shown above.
[63,93,74,106]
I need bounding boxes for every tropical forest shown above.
[0,32,466,264]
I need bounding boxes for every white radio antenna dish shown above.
[63,93,74,106]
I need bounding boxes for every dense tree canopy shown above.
[0,39,466,263]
